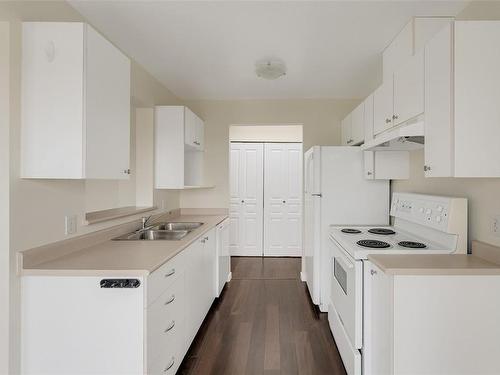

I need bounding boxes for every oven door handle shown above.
[334,250,354,270]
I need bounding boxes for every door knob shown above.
[241,200,245,203]
[282,200,286,203]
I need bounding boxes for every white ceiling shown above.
[70,1,469,100]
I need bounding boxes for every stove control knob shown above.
[426,208,432,215]
[437,205,444,213]
[419,207,424,213]
[436,216,442,223]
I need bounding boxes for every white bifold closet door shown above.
[263,143,303,257]
[229,142,303,257]
[229,143,264,256]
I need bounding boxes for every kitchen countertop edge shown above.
[21,214,228,277]
[368,254,500,276]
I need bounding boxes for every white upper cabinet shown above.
[383,20,413,82]
[21,22,131,179]
[155,106,205,189]
[363,94,374,142]
[351,102,365,145]
[425,21,500,178]
[184,108,204,151]
[383,17,453,82]
[373,80,394,136]
[393,50,425,126]
[424,23,453,178]
[341,113,352,146]
[341,103,364,146]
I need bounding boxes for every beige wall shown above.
[180,99,358,208]
[0,2,184,373]
[0,20,10,375]
[391,1,500,250]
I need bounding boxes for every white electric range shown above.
[327,192,468,375]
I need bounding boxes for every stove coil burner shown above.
[398,241,427,249]
[357,239,391,249]
[368,228,396,235]
[341,228,362,234]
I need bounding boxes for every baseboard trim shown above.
[300,271,307,282]
[319,303,328,313]
[227,271,232,282]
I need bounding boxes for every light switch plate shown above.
[65,215,77,235]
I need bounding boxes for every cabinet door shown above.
[424,23,453,177]
[363,262,393,375]
[21,22,85,178]
[351,102,365,145]
[229,143,264,256]
[85,25,131,179]
[393,50,424,126]
[263,143,303,257]
[363,151,375,180]
[383,20,413,82]
[454,21,500,177]
[195,116,204,151]
[341,114,352,145]
[184,240,204,344]
[184,107,197,148]
[363,94,374,142]
[373,80,394,135]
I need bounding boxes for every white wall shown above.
[229,124,303,142]
[0,20,10,375]
[180,99,358,208]
[0,2,184,373]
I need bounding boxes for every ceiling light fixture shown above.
[255,59,287,80]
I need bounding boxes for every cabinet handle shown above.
[164,357,175,372]
[370,269,377,276]
[123,169,131,174]
[164,320,175,333]
[367,171,373,176]
[164,294,175,305]
[204,236,209,241]
[164,269,175,278]
[241,200,245,203]
[392,114,399,120]
[424,165,432,172]
[194,141,200,145]
[282,200,286,203]
[385,118,392,124]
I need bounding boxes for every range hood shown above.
[362,120,424,151]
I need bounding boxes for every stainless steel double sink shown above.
[113,222,204,241]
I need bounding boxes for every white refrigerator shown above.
[303,146,389,311]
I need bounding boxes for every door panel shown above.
[373,80,393,135]
[264,143,303,257]
[229,143,264,256]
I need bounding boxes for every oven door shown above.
[329,236,363,349]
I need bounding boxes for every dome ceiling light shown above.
[255,59,287,80]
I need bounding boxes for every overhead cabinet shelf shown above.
[21,22,131,179]
[155,106,207,189]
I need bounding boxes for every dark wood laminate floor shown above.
[177,257,347,375]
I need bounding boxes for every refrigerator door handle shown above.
[311,193,322,197]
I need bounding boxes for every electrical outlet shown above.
[65,215,77,235]
[492,216,500,237]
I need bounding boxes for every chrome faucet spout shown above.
[141,215,153,230]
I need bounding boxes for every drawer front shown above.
[148,250,187,305]
[147,274,185,363]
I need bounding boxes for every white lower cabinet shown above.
[364,260,500,375]
[21,228,219,375]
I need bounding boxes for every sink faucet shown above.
[141,215,153,230]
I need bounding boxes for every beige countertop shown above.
[368,254,500,275]
[21,214,228,276]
